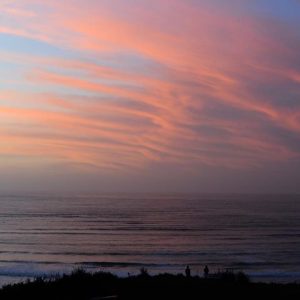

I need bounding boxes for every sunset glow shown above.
[1,0,300,192]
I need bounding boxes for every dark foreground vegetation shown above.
[1,269,300,300]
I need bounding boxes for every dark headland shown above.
[1,269,300,300]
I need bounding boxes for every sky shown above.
[1,0,300,194]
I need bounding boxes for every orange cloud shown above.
[1,0,300,174]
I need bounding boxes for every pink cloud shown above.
[1,0,300,173]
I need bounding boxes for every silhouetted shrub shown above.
[236,271,250,284]
[0,270,299,300]
[139,267,149,277]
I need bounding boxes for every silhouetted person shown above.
[204,265,209,278]
[185,265,191,278]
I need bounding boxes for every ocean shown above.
[0,194,299,286]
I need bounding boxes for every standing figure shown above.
[185,265,191,278]
[204,265,209,278]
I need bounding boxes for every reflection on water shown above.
[0,194,299,285]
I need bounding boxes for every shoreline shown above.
[0,265,299,288]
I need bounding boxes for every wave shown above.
[76,261,182,268]
[248,271,300,280]
[231,261,300,267]
[0,249,294,258]
[0,260,65,265]
[0,250,213,257]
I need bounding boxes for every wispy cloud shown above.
[1,0,300,178]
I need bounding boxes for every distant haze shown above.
[1,0,300,193]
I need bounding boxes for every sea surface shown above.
[0,194,299,286]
